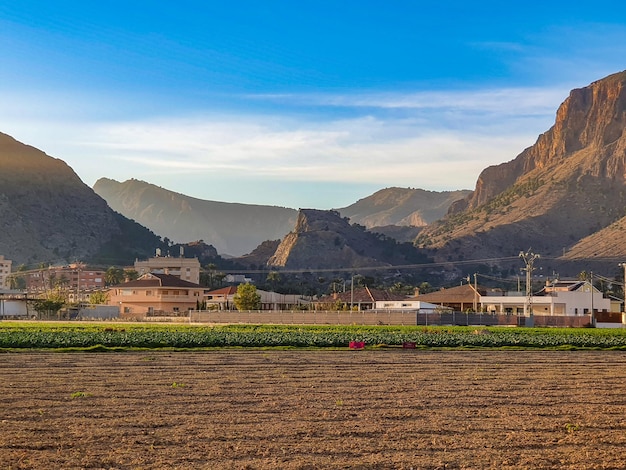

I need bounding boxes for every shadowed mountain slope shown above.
[0,133,164,266]
[93,178,298,257]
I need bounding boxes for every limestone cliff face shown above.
[468,70,626,209]
[267,210,383,269]
[417,70,626,265]
[267,209,428,269]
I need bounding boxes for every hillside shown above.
[416,70,626,272]
[338,187,471,228]
[265,209,431,269]
[93,178,298,257]
[0,132,164,266]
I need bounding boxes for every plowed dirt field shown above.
[1,350,626,469]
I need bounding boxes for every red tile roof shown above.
[329,287,406,303]
[114,273,203,288]
[413,284,483,303]
[205,286,238,296]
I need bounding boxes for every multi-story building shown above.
[0,256,13,288]
[134,253,200,285]
[108,272,206,318]
[25,264,106,301]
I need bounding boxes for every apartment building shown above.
[0,256,12,288]
[25,264,106,301]
[134,254,200,284]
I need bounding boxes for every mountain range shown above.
[415,70,626,276]
[2,70,626,280]
[93,179,470,256]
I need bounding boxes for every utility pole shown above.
[473,273,478,312]
[519,250,540,327]
[619,263,626,325]
[590,271,595,327]
[350,275,354,311]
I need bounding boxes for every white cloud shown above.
[246,87,567,116]
[0,85,561,204]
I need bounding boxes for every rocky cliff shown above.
[466,71,626,209]
[417,70,626,267]
[266,209,430,269]
[0,133,163,266]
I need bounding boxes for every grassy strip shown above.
[1,322,626,350]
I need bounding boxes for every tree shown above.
[213,272,226,288]
[124,269,139,281]
[105,266,125,286]
[266,271,281,291]
[89,291,109,305]
[204,263,218,288]
[418,282,435,294]
[8,274,26,290]
[233,283,261,311]
[31,290,66,319]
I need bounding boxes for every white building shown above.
[0,289,28,318]
[481,280,610,317]
[135,253,200,284]
[375,299,452,313]
[0,256,12,288]
[225,274,253,284]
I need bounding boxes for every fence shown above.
[189,310,597,327]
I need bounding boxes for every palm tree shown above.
[104,266,125,286]
[267,271,281,291]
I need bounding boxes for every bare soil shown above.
[1,350,626,469]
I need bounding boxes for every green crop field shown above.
[2,322,626,350]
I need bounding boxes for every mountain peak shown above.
[417,70,626,268]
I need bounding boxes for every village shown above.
[1,251,625,328]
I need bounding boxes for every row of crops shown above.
[2,322,626,349]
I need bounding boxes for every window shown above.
[146,290,153,296]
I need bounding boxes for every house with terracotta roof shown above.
[205,286,238,310]
[413,283,484,312]
[319,286,407,311]
[108,273,207,319]
[204,286,309,310]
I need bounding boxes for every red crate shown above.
[402,341,416,349]
[349,341,365,350]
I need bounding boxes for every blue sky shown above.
[1,1,626,209]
